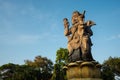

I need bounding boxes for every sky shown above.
[0,0,120,66]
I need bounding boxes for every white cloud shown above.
[0,32,62,45]
[0,0,62,46]
[107,34,120,40]
[0,34,40,45]
[118,34,120,38]
[17,35,40,43]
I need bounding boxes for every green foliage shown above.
[102,56,120,80]
[103,57,120,75]
[0,63,35,80]
[25,55,53,74]
[101,65,115,80]
[56,48,68,63]
[52,48,68,80]
[0,55,53,80]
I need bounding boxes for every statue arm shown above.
[63,18,72,36]
[87,28,93,36]
[86,20,96,27]
[64,27,72,36]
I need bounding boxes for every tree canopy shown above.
[0,55,53,80]
[102,56,120,80]
[51,48,68,80]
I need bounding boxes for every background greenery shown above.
[0,48,120,80]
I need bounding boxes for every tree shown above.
[103,57,120,75]
[102,56,120,80]
[25,55,53,80]
[0,63,39,80]
[51,48,68,80]
[101,65,115,80]
[0,55,53,80]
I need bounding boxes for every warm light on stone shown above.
[63,61,102,80]
[63,11,102,80]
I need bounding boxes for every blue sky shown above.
[0,0,120,65]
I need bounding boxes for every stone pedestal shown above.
[63,61,103,80]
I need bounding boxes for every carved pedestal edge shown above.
[63,61,103,80]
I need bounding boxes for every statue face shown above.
[72,11,80,25]
[73,11,79,17]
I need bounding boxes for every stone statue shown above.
[63,11,103,80]
[63,11,96,62]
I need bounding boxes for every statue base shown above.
[63,61,103,80]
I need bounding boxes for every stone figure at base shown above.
[63,11,96,62]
